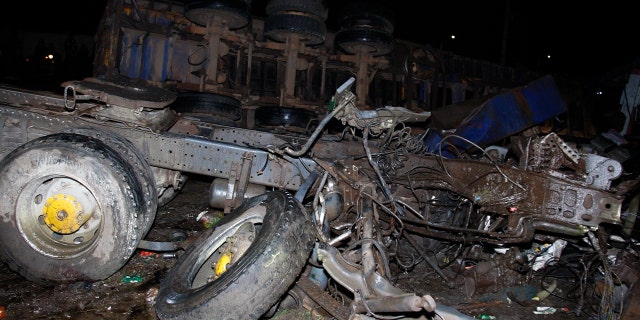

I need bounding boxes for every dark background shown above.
[1,0,638,135]
[3,0,636,79]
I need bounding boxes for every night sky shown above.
[2,0,637,80]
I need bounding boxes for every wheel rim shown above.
[16,176,101,258]
[188,205,266,289]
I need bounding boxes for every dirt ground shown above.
[0,174,623,320]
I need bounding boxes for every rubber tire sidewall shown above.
[265,0,329,20]
[65,127,158,239]
[170,92,242,125]
[264,13,327,46]
[155,191,315,320]
[0,133,146,283]
[185,0,251,29]
[335,28,395,56]
[255,105,316,128]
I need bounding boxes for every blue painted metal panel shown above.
[119,28,147,79]
[423,75,567,157]
[141,34,152,80]
[119,28,204,85]
[142,33,170,82]
[168,39,206,84]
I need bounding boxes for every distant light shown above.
[450,35,456,40]
[46,54,54,60]
[596,90,603,95]
[546,54,551,59]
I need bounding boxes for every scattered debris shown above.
[533,306,557,315]
[533,279,558,301]
[122,275,143,284]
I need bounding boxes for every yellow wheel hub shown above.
[42,194,88,234]
[215,252,233,277]
[211,224,256,280]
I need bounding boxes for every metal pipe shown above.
[360,186,376,280]
[281,103,345,156]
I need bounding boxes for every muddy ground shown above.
[0,174,620,320]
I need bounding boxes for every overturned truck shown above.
[1,0,639,319]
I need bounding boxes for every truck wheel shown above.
[264,13,327,46]
[65,127,158,238]
[265,0,329,20]
[184,0,252,29]
[0,133,149,283]
[255,105,318,133]
[338,0,395,34]
[155,191,315,320]
[335,28,395,56]
[170,92,242,126]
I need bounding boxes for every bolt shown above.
[57,210,68,220]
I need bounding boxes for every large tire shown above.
[170,92,242,126]
[155,191,315,320]
[0,133,150,283]
[255,105,317,130]
[184,0,252,29]
[65,127,158,238]
[335,28,394,56]
[264,13,327,46]
[265,0,329,20]
[338,0,395,34]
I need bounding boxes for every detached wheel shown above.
[0,133,150,283]
[155,191,315,320]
